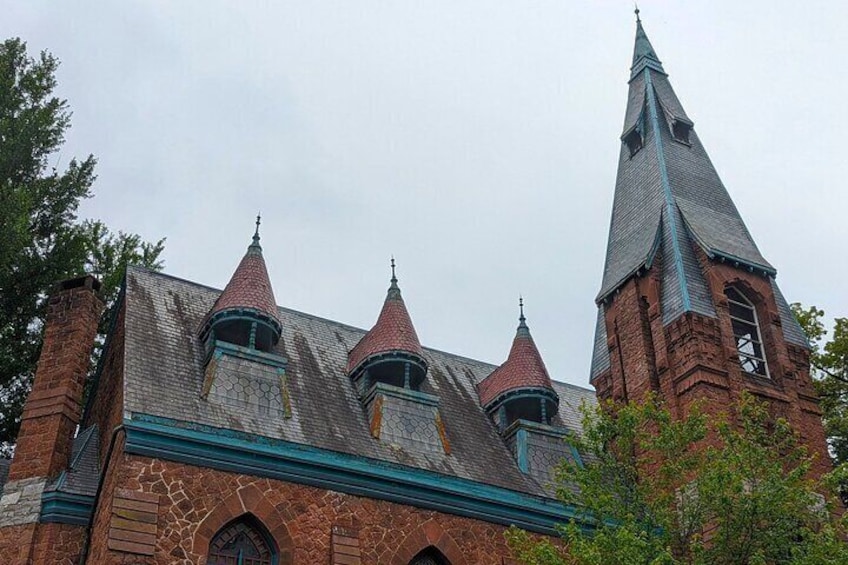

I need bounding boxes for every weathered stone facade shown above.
[82,451,521,564]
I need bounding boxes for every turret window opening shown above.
[725,287,769,378]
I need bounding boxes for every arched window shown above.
[725,287,769,378]
[208,515,278,565]
[410,546,451,565]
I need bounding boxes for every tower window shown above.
[671,119,692,144]
[623,128,643,157]
[725,287,769,378]
[208,516,277,565]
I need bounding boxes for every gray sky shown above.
[5,1,847,388]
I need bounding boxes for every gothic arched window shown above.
[725,287,769,378]
[409,546,451,565]
[208,515,278,565]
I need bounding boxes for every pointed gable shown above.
[347,261,424,376]
[477,302,556,409]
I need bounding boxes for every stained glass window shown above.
[208,516,276,565]
[725,287,769,378]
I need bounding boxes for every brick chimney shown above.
[8,275,104,482]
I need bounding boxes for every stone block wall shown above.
[86,450,525,564]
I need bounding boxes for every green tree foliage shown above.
[792,304,848,465]
[506,395,848,564]
[0,38,165,453]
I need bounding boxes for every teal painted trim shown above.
[213,340,288,369]
[711,250,776,277]
[40,491,94,526]
[505,419,570,440]
[645,70,692,312]
[124,413,588,536]
[208,308,282,336]
[349,351,428,382]
[364,382,440,407]
[516,428,529,473]
[484,387,559,418]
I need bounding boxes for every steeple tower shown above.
[591,13,829,478]
[347,260,427,392]
[200,216,282,353]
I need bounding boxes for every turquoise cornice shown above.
[40,491,95,526]
[363,382,439,407]
[124,413,588,535]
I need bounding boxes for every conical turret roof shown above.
[347,261,424,376]
[203,217,281,335]
[477,301,556,408]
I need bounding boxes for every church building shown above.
[0,15,830,565]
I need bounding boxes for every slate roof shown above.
[347,272,425,375]
[203,229,280,330]
[121,266,596,497]
[44,425,100,497]
[591,17,808,378]
[477,309,556,407]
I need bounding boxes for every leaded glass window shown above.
[208,516,277,565]
[410,547,450,565]
[725,287,769,378]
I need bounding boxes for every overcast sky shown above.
[5,1,847,388]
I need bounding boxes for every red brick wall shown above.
[85,452,525,564]
[594,248,831,480]
[0,522,85,565]
[9,276,104,482]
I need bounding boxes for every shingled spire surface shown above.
[477,302,556,408]
[591,14,807,379]
[347,261,424,375]
[205,218,281,330]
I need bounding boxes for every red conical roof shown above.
[205,221,280,329]
[347,264,424,375]
[477,304,555,408]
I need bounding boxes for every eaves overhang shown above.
[123,413,590,536]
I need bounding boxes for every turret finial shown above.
[252,213,262,246]
[635,3,641,23]
[517,295,530,336]
[391,256,397,284]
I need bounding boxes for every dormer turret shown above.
[477,299,558,431]
[347,259,427,395]
[199,216,281,354]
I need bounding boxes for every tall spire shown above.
[631,9,665,78]
[591,13,807,380]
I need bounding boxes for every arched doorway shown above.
[207,514,278,565]
[410,546,451,565]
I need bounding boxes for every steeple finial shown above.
[635,3,640,23]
